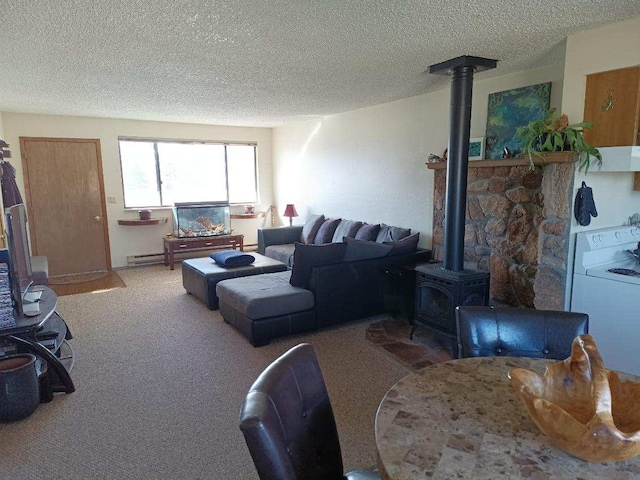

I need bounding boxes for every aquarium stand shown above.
[163,234,244,270]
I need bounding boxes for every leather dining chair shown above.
[455,306,589,360]
[239,343,380,480]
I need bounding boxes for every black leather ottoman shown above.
[182,253,288,310]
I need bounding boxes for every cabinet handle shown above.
[205,242,213,246]
[179,244,187,248]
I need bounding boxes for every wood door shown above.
[583,66,640,147]
[20,138,111,277]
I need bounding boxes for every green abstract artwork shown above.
[485,82,551,160]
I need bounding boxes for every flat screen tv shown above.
[5,203,33,317]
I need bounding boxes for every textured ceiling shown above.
[1,1,639,127]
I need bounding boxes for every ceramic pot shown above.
[138,210,152,221]
[0,354,40,422]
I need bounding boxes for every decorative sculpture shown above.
[509,335,640,463]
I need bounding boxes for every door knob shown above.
[95,216,102,222]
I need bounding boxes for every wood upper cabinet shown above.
[583,66,640,147]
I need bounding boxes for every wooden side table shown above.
[163,234,244,270]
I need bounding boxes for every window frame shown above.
[118,137,259,209]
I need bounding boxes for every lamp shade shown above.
[283,204,298,218]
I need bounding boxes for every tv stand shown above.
[0,287,75,397]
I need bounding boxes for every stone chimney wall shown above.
[432,162,575,310]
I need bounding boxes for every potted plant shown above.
[515,108,602,172]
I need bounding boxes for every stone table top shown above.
[375,356,640,479]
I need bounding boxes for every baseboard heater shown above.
[127,244,258,267]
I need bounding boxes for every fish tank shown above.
[172,202,231,238]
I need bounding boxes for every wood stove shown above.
[414,265,489,337]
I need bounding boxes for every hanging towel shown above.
[574,181,598,226]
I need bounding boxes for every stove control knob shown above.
[615,232,622,239]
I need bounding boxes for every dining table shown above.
[375,356,640,479]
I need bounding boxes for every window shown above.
[118,139,258,208]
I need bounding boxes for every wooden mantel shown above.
[426,152,578,170]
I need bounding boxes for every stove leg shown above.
[410,324,417,340]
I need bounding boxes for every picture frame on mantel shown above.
[469,137,485,160]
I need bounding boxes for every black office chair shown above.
[239,343,380,480]
[455,306,589,360]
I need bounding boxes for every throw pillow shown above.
[289,241,347,289]
[355,223,380,241]
[300,214,325,244]
[376,223,411,243]
[331,220,363,243]
[313,218,342,244]
[343,237,393,262]
[210,250,256,268]
[385,233,420,256]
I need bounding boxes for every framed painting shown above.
[485,82,551,160]
[469,137,485,160]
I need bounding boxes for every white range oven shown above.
[571,225,640,376]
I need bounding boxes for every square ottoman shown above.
[217,271,317,346]
[182,253,288,310]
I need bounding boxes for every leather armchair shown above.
[455,307,589,360]
[239,343,380,480]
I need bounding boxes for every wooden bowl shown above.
[509,335,640,462]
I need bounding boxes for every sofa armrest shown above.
[257,226,304,254]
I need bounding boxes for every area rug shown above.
[366,316,454,370]
[49,271,109,285]
[49,271,126,296]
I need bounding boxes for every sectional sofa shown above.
[217,215,431,346]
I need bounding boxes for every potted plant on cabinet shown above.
[516,108,602,172]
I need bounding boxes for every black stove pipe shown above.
[444,66,474,271]
[430,56,498,272]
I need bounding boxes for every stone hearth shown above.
[432,161,575,310]
[366,316,453,370]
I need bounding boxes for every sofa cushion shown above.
[313,218,341,244]
[331,220,363,243]
[216,271,314,320]
[210,250,256,268]
[355,223,380,242]
[343,237,393,262]
[264,244,296,268]
[385,232,420,256]
[376,223,411,243]
[300,214,325,244]
[290,241,347,289]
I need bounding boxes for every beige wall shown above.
[273,63,564,247]
[1,113,273,267]
[0,112,4,139]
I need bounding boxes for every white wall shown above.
[0,112,4,139]
[273,63,564,247]
[1,113,273,267]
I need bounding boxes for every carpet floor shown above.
[0,265,411,479]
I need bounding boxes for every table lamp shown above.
[283,204,298,226]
